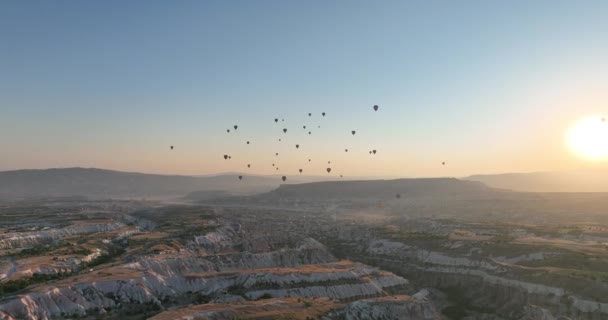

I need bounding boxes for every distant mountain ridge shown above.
[0,167,283,200]
[465,170,608,192]
[242,178,497,203]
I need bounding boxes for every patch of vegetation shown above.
[442,305,467,320]
[81,244,126,269]
[256,293,273,300]
[13,243,66,258]
[0,272,71,296]
[227,284,248,296]
[79,301,162,320]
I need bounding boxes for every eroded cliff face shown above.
[329,233,608,320]
[0,223,125,250]
[0,221,423,320]
[147,294,442,320]
[339,295,442,320]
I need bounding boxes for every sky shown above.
[1,0,607,177]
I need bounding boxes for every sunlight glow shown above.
[567,116,608,160]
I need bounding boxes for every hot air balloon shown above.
[295,144,299,149]
[247,164,251,168]
[308,159,311,162]
[283,128,287,133]
[442,161,445,165]
[276,167,279,170]
[272,163,275,166]
[282,119,285,122]
[275,153,279,156]
[227,129,230,133]
[318,126,320,128]
[308,113,312,117]
[369,151,372,154]
[328,161,331,164]
[322,112,326,116]
[279,139,282,141]
[340,175,343,178]
[299,169,303,173]
[234,125,238,130]
[229,156,232,159]
[303,125,306,129]
[170,146,174,150]
[372,150,377,154]
[351,131,356,135]
[373,105,379,111]
[396,193,401,199]
[247,141,250,145]
[345,149,348,152]
[238,175,243,180]
[326,168,331,173]
[282,176,287,182]
[274,118,278,123]
[308,132,311,135]
[224,155,228,160]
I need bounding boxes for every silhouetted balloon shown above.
[372,150,376,154]
[282,119,284,122]
[322,112,326,116]
[283,128,287,133]
[308,159,311,162]
[295,144,299,148]
[272,163,275,166]
[442,161,445,165]
[227,129,230,133]
[282,176,287,182]
[396,193,401,199]
[170,146,174,150]
[326,168,331,173]
[276,153,279,156]
[340,175,343,178]
[224,155,228,160]
[247,164,251,168]
[308,132,311,135]
[299,169,303,173]
[351,131,356,135]
[373,105,379,111]
[279,139,282,141]
[246,141,250,144]
[345,149,348,152]
[238,175,242,180]
[274,118,278,123]
[234,125,238,130]
[369,151,372,154]
[328,161,331,164]
[318,126,320,128]
[276,167,279,170]
[303,125,306,129]
[229,156,232,159]
[308,113,311,116]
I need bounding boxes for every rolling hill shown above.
[0,168,284,200]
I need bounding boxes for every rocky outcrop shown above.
[192,222,242,253]
[326,294,442,320]
[0,233,413,320]
[0,223,125,249]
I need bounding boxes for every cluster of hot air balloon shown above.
[218,108,381,182]
[169,104,448,183]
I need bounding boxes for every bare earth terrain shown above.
[1,179,608,319]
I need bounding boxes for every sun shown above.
[567,116,608,160]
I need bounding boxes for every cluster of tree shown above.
[0,272,69,296]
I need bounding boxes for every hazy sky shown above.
[1,1,607,177]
